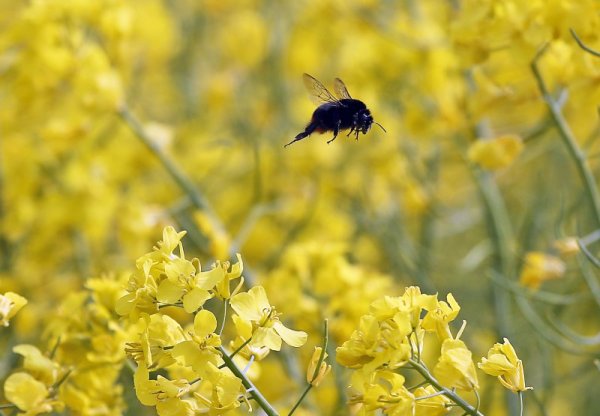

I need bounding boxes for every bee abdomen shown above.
[296,121,318,139]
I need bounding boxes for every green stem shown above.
[407,380,429,390]
[218,345,279,416]
[519,391,524,416]
[408,359,484,416]
[229,336,252,360]
[310,320,329,382]
[288,320,329,415]
[414,390,447,401]
[118,106,213,213]
[473,170,514,339]
[531,47,600,228]
[472,169,525,416]
[219,299,228,336]
[570,28,600,58]
[218,336,253,369]
[288,384,313,415]
[415,147,440,293]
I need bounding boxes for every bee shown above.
[285,73,386,147]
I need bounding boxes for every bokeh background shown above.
[1,0,600,414]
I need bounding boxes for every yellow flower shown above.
[336,315,383,369]
[157,255,212,313]
[193,363,243,413]
[478,338,532,393]
[468,135,523,170]
[230,286,307,352]
[0,292,27,327]
[402,286,439,326]
[134,362,191,407]
[13,344,60,386]
[336,312,412,373]
[433,338,479,391]
[421,293,461,341]
[118,227,247,319]
[519,251,566,289]
[337,289,431,373]
[157,226,188,255]
[171,310,221,377]
[209,254,245,300]
[306,347,331,387]
[4,372,55,415]
[115,259,160,319]
[125,314,187,369]
[350,370,414,415]
[371,286,438,329]
[553,237,580,259]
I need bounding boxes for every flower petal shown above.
[194,310,217,338]
[273,321,307,347]
[4,372,48,411]
[183,288,211,313]
[157,280,184,304]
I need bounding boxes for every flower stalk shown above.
[408,359,484,416]
[530,45,600,228]
[218,345,279,416]
[289,319,329,415]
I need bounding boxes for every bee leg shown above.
[355,130,360,140]
[346,126,355,137]
[326,132,338,144]
[327,121,341,144]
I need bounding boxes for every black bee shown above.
[285,73,386,147]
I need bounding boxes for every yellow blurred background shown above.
[0,0,599,414]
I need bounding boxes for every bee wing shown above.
[333,77,352,99]
[302,73,340,104]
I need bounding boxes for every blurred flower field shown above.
[1,0,600,414]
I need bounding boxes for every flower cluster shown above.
[3,278,129,415]
[4,345,67,415]
[117,226,308,415]
[337,287,531,415]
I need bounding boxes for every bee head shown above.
[354,109,374,134]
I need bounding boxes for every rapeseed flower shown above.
[125,314,187,369]
[349,370,414,415]
[12,344,60,385]
[421,293,461,340]
[519,251,566,289]
[0,292,27,327]
[193,363,243,413]
[171,310,222,377]
[4,372,59,415]
[433,338,479,391]
[134,362,192,413]
[553,237,580,258]
[306,346,331,387]
[230,285,307,352]
[478,338,532,393]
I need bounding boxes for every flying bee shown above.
[285,73,386,147]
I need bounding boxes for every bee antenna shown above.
[374,122,387,133]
